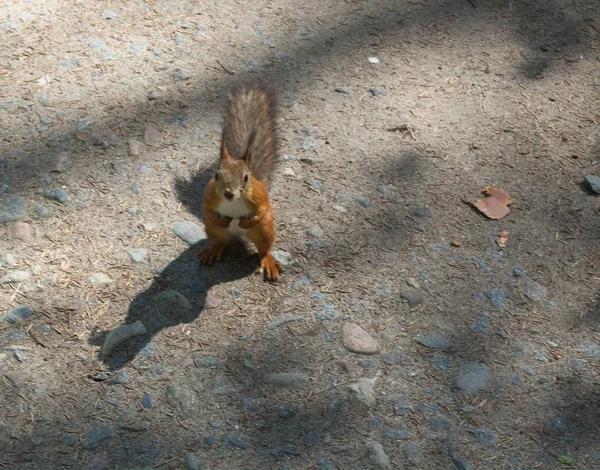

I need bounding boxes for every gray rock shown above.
[195,356,225,369]
[9,222,32,241]
[264,372,309,390]
[128,248,148,263]
[354,196,369,207]
[222,431,248,450]
[172,221,205,245]
[470,427,499,447]
[266,315,306,329]
[242,396,260,414]
[349,378,377,407]
[381,428,411,440]
[33,203,53,218]
[472,317,490,333]
[143,125,163,146]
[0,253,17,267]
[370,89,386,96]
[0,196,26,222]
[584,175,600,193]
[579,342,600,359]
[487,288,506,310]
[342,323,380,355]
[185,453,199,470]
[307,225,324,238]
[401,288,424,307]
[276,403,296,418]
[101,320,148,358]
[367,441,391,470]
[213,375,236,394]
[403,443,422,464]
[4,306,35,324]
[272,250,295,266]
[44,189,68,204]
[141,393,153,409]
[82,423,112,450]
[119,420,148,432]
[391,397,413,416]
[270,446,301,458]
[416,334,452,351]
[317,458,336,470]
[449,448,471,470]
[429,415,455,431]
[88,272,112,286]
[107,370,129,385]
[4,370,31,387]
[334,88,348,94]
[428,353,452,372]
[522,278,548,302]
[166,383,196,419]
[452,362,490,394]
[0,271,30,284]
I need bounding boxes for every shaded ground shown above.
[1,1,599,469]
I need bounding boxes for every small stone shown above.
[195,356,225,369]
[204,294,222,309]
[242,396,261,414]
[381,350,406,365]
[305,240,322,249]
[44,188,68,204]
[266,315,305,329]
[333,204,347,213]
[584,175,600,194]
[141,393,153,409]
[370,89,385,96]
[222,431,247,449]
[367,441,391,470]
[50,152,72,172]
[579,342,600,358]
[4,306,35,324]
[452,362,490,394]
[368,57,380,64]
[406,277,420,289]
[429,415,455,431]
[334,88,348,94]
[416,334,452,351]
[472,317,490,333]
[166,383,196,419]
[82,423,112,450]
[33,204,53,218]
[401,288,424,307]
[303,431,320,447]
[272,250,295,266]
[88,272,112,286]
[317,458,336,470]
[107,370,129,385]
[120,420,148,432]
[142,125,164,146]
[128,248,148,263]
[469,427,499,447]
[307,225,324,238]
[0,253,17,267]
[349,377,377,407]
[64,433,78,446]
[391,397,413,416]
[213,375,236,394]
[0,195,26,222]
[184,453,199,470]
[172,221,206,245]
[548,417,567,435]
[412,207,430,218]
[381,428,411,440]
[449,449,471,470]
[264,372,309,390]
[428,353,451,372]
[14,350,27,362]
[0,271,30,284]
[276,403,296,418]
[101,321,148,358]
[4,371,31,387]
[128,139,141,156]
[270,446,301,458]
[150,290,192,317]
[342,323,380,354]
[522,278,548,302]
[353,196,369,207]
[9,222,32,241]
[487,288,506,310]
[282,167,296,177]
[512,266,524,277]
[403,443,422,464]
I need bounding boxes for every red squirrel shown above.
[199,82,282,281]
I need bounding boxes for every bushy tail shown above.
[222,81,279,187]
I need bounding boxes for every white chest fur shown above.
[216,198,253,236]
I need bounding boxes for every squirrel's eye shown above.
[243,174,249,183]
[214,172,219,181]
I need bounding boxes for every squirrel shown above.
[199,81,282,281]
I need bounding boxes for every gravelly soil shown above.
[1,1,599,469]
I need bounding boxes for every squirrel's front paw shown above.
[259,254,282,282]
[199,244,226,266]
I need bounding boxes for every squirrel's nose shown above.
[224,190,234,200]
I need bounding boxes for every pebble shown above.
[353,196,369,207]
[303,431,320,447]
[367,441,391,470]
[271,446,301,458]
[579,341,600,358]
[400,288,424,307]
[147,364,166,380]
[349,377,377,407]
[107,370,129,385]
[522,278,548,302]
[487,288,506,310]
[242,396,260,414]
[317,458,336,470]
[342,323,380,355]
[391,396,413,416]
[403,443,423,464]
[33,203,53,218]
[333,204,347,213]
[449,448,471,470]
[120,420,148,432]
[307,225,324,238]
[4,306,35,324]
[264,372,309,390]
[5,370,31,387]
[584,175,600,193]
[429,415,455,431]
[334,88,348,94]
[381,428,411,440]
[44,189,68,204]
[282,167,296,177]
[266,315,305,329]
[101,320,148,358]
[213,375,236,394]
[9,222,32,241]
[204,293,222,309]
[472,317,490,333]
[272,250,295,266]
[470,427,499,447]
[128,139,142,157]
[14,350,27,362]
[128,248,148,263]
[184,453,199,470]
[222,431,248,450]
[88,272,112,286]
[452,362,490,394]
[412,207,430,218]
[82,423,112,450]
[370,89,385,96]
[166,383,196,419]
[76,120,92,132]
[172,221,206,245]
[305,240,322,249]
[0,253,17,267]
[276,403,296,418]
[381,349,406,365]
[143,125,164,146]
[0,271,30,284]
[416,334,452,351]
[368,57,380,64]
[141,393,153,409]
[195,356,225,369]
[0,195,26,222]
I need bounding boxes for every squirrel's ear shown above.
[242,131,256,164]
[220,139,232,162]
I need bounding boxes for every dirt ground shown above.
[1,1,599,469]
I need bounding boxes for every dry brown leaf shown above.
[450,240,462,247]
[473,186,512,220]
[496,228,509,248]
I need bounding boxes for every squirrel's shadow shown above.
[90,167,255,371]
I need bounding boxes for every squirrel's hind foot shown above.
[199,244,226,266]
